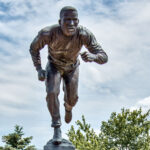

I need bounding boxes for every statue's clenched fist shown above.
[37,69,46,81]
[80,51,96,62]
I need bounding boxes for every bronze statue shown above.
[29,6,108,145]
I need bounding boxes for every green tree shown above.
[67,115,105,150]
[0,125,36,150]
[101,108,150,150]
[67,108,150,150]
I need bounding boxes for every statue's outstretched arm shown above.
[81,28,108,64]
[29,30,49,81]
[29,30,50,70]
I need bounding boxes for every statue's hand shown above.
[37,69,46,81]
[80,51,96,62]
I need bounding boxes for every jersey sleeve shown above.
[81,27,108,64]
[29,28,50,70]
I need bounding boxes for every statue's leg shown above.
[45,62,62,145]
[63,66,79,123]
[45,62,62,127]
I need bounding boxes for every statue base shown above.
[44,139,75,150]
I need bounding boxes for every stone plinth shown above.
[44,139,75,150]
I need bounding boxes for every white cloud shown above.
[138,97,150,106]
[131,96,150,112]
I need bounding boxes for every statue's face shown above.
[59,10,79,36]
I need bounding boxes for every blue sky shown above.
[0,0,150,149]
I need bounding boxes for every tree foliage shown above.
[0,125,36,150]
[67,108,150,150]
[67,116,105,150]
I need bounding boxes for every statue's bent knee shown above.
[65,95,78,110]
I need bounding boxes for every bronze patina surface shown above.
[29,6,108,146]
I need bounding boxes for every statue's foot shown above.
[65,110,72,123]
[52,127,62,145]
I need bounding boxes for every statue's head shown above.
[59,6,79,36]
